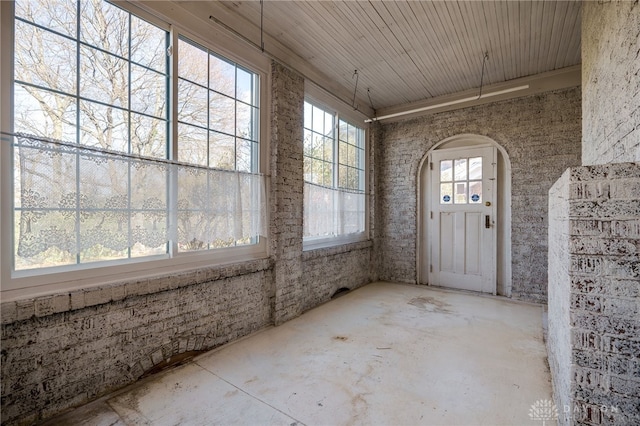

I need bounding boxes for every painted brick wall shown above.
[582,1,640,165]
[1,261,273,424]
[378,87,582,303]
[548,168,573,425]
[548,163,640,425]
[269,62,306,325]
[302,241,374,311]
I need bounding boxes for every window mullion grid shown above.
[168,28,179,256]
[333,112,340,236]
[74,0,82,265]
[206,49,212,250]
[127,11,133,260]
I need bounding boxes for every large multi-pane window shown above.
[303,100,366,242]
[8,0,264,273]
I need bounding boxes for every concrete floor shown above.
[45,282,554,425]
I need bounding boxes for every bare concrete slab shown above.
[44,282,554,425]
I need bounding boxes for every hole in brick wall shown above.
[331,287,351,299]
[141,350,206,378]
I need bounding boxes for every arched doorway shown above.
[417,134,512,296]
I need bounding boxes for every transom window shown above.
[8,0,265,274]
[439,157,483,204]
[303,100,366,242]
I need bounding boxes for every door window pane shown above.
[440,183,453,204]
[469,181,482,204]
[455,182,467,204]
[454,158,467,181]
[469,157,482,180]
[440,160,452,182]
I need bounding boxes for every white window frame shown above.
[0,0,271,300]
[303,82,369,251]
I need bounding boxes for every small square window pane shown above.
[440,160,452,182]
[311,133,324,160]
[209,92,235,135]
[324,111,333,135]
[338,164,348,188]
[322,162,333,187]
[80,0,128,57]
[455,182,467,204]
[236,67,255,105]
[338,121,347,142]
[469,157,483,180]
[440,183,453,204]
[210,54,235,98]
[178,39,208,87]
[312,106,324,133]
[80,46,128,108]
[209,132,235,170]
[178,124,207,166]
[131,16,167,72]
[303,129,314,157]
[469,181,482,204]
[14,85,77,141]
[236,139,255,172]
[131,65,166,118]
[178,79,207,128]
[15,21,77,95]
[16,0,77,38]
[323,137,334,162]
[130,113,166,158]
[236,102,257,141]
[454,159,467,181]
[79,100,128,152]
[304,102,312,129]
[339,141,348,165]
[303,156,313,182]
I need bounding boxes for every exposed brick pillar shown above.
[548,163,640,425]
[269,62,305,325]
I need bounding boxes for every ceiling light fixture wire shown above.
[351,70,359,110]
[367,88,377,119]
[260,0,264,52]
[478,52,489,99]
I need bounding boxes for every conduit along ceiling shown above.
[168,1,582,120]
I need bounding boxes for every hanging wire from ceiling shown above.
[477,52,489,99]
[367,88,377,120]
[260,0,265,52]
[351,70,359,110]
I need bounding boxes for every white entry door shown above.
[429,146,497,294]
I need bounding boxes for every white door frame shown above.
[417,134,512,297]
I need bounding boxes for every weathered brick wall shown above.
[582,1,640,165]
[548,163,640,425]
[270,62,305,325]
[378,87,582,303]
[548,169,573,425]
[1,261,273,424]
[302,241,374,311]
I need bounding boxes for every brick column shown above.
[269,62,305,325]
[548,163,640,425]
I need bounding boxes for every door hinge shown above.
[430,162,433,170]
[430,264,433,273]
[430,211,433,219]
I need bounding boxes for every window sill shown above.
[302,235,372,260]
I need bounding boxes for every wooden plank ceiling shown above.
[209,1,582,111]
